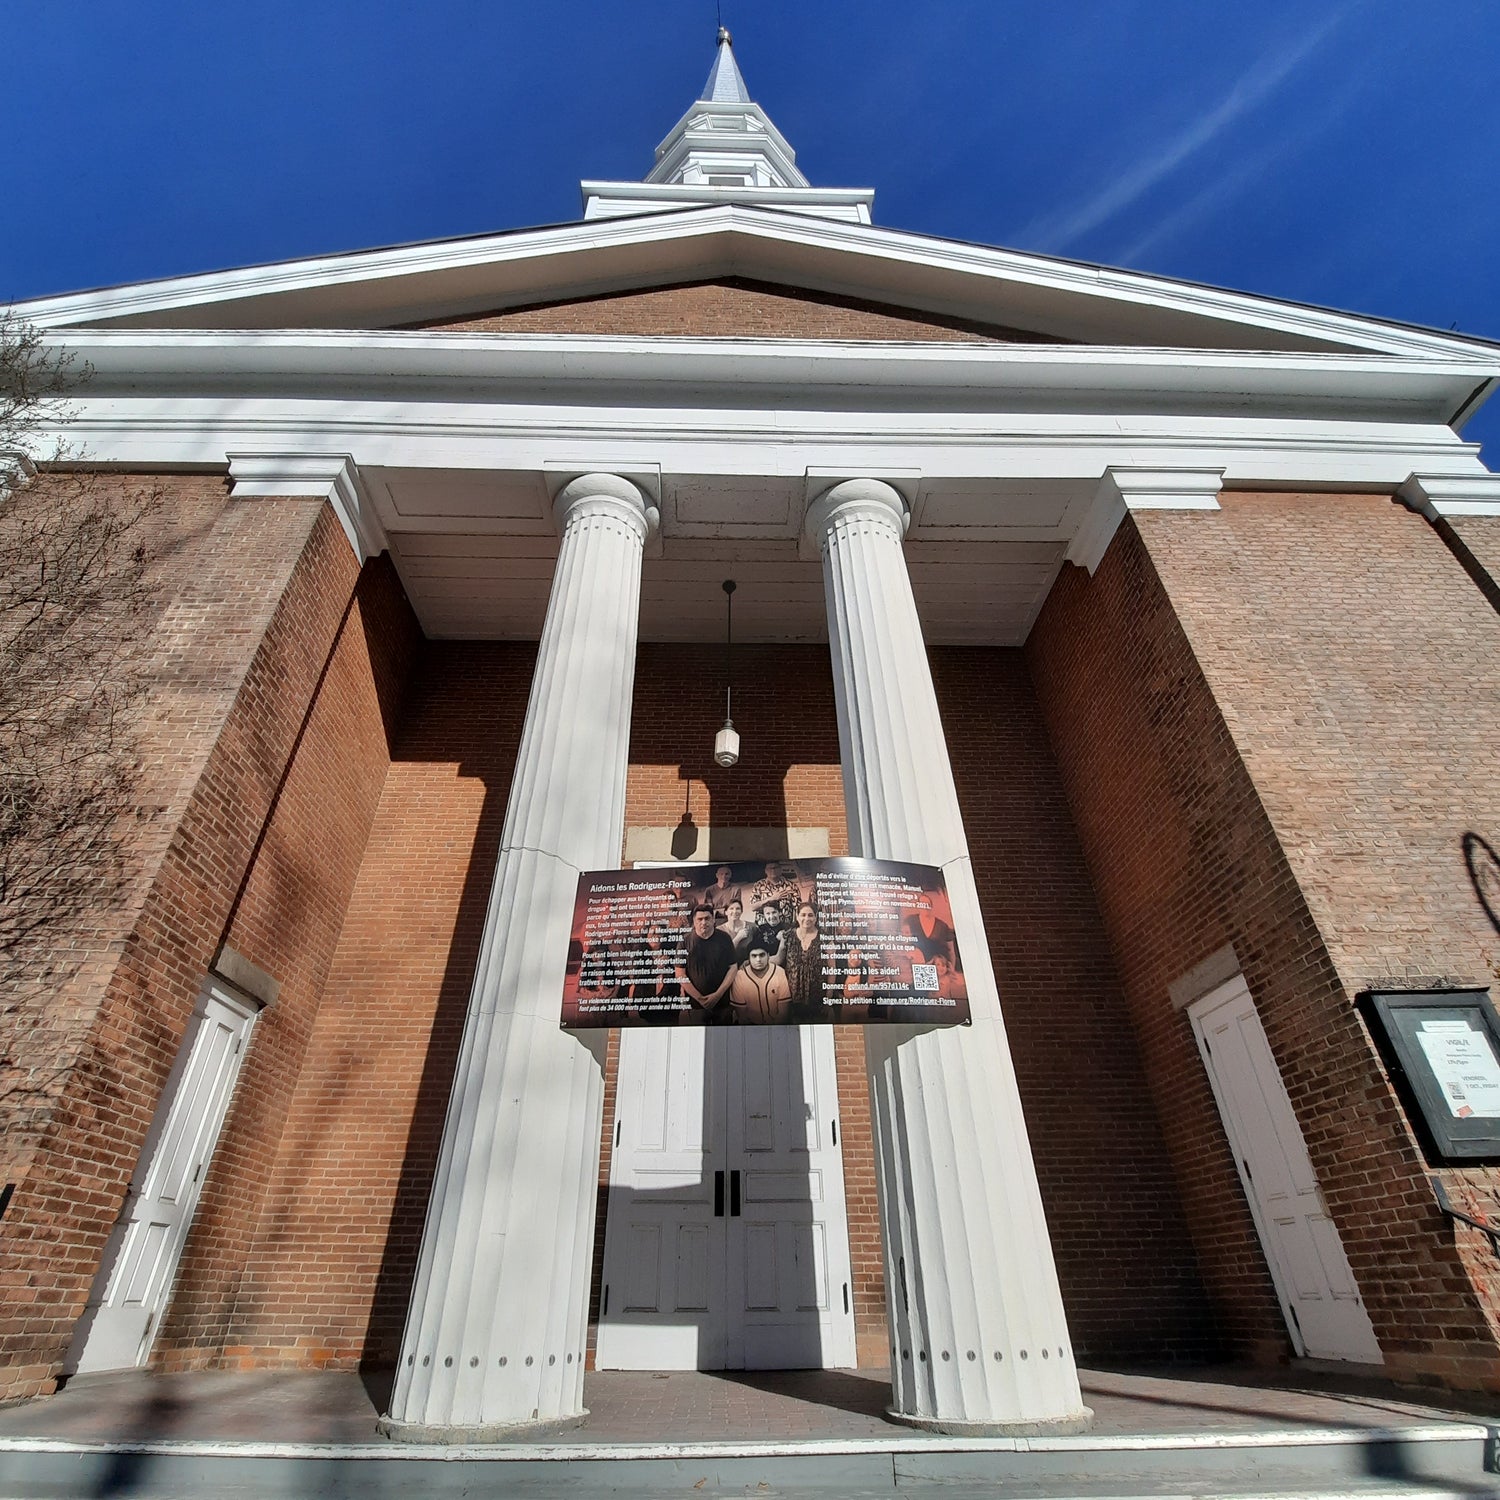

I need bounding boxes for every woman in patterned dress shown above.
[783,901,825,1022]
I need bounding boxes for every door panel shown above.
[595,1028,726,1369]
[675,1224,713,1312]
[793,1222,830,1310]
[725,1026,853,1369]
[1190,977,1382,1364]
[622,1225,662,1309]
[744,1225,780,1310]
[70,984,257,1374]
[1310,1216,1361,1299]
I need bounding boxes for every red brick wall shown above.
[1447,514,1500,590]
[0,484,357,1401]
[415,278,1054,343]
[1026,498,1500,1389]
[153,555,420,1367]
[933,649,1218,1362]
[211,644,537,1368]
[15,482,1490,1396]
[211,641,1211,1374]
[1,477,314,1189]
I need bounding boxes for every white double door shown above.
[68,982,259,1374]
[1190,976,1382,1364]
[597,1025,856,1371]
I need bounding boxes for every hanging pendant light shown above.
[714,579,740,767]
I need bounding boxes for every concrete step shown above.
[0,1422,1495,1498]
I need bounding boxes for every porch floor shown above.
[1,1364,1493,1448]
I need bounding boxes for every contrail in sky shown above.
[1017,10,1350,253]
[1114,64,1373,266]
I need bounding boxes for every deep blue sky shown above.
[5,1,1498,456]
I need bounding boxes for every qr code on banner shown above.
[912,963,939,993]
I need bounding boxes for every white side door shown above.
[595,1027,727,1370]
[1190,977,1382,1364]
[726,1026,856,1369]
[69,982,259,1374]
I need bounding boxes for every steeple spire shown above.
[700,27,751,104]
[579,29,874,224]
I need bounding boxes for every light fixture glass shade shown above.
[714,719,740,767]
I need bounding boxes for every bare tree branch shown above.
[0,311,161,1010]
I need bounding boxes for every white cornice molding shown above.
[227,452,388,561]
[14,206,1500,363]
[1067,467,1224,575]
[53,403,1488,486]
[35,328,1500,425]
[1397,471,1500,519]
[1105,467,1225,508]
[33,343,1495,511]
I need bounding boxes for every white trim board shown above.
[15,205,1500,364]
[37,328,1500,425]
[43,403,1490,495]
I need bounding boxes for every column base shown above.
[885,1405,1094,1438]
[377,1410,590,1444]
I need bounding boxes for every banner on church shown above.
[560,856,969,1029]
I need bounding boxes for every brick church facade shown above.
[3,34,1499,1432]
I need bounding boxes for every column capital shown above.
[551,471,660,544]
[802,477,910,559]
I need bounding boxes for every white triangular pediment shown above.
[12,204,1496,362]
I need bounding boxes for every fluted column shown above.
[807,479,1089,1434]
[382,473,655,1440]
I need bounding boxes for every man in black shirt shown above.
[680,903,736,1021]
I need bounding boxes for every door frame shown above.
[66,978,261,1374]
[1188,974,1381,1363]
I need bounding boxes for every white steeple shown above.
[581,28,874,224]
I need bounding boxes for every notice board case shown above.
[1363,988,1500,1162]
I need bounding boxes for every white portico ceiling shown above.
[370,465,1078,645]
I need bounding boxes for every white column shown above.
[382,473,655,1440]
[806,479,1090,1435]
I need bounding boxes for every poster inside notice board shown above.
[560,856,970,1029]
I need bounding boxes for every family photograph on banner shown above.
[560,857,970,1029]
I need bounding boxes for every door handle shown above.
[730,1170,742,1217]
[714,1170,725,1217]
